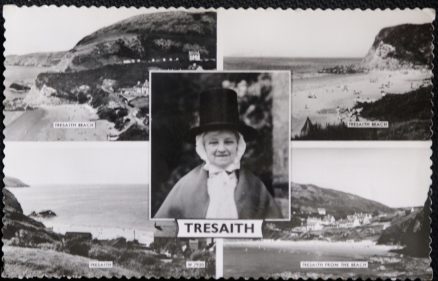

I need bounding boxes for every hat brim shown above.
[188,122,257,142]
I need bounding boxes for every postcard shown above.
[2,5,434,279]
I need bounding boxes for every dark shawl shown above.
[154,165,283,219]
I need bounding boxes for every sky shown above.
[3,5,183,55]
[291,146,431,208]
[5,7,435,58]
[4,142,150,185]
[220,9,435,58]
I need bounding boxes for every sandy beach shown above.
[4,105,117,141]
[291,69,432,137]
[224,239,431,279]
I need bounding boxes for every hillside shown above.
[4,176,29,187]
[378,198,430,257]
[356,85,432,123]
[2,246,141,278]
[2,188,214,278]
[63,11,216,71]
[361,23,433,70]
[5,11,216,72]
[291,182,393,219]
[5,51,66,67]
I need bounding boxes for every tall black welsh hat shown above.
[190,88,257,141]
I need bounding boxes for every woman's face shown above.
[203,130,238,169]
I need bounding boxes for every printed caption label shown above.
[301,261,368,269]
[347,121,388,128]
[186,261,206,268]
[53,122,96,129]
[177,220,263,238]
[89,261,113,269]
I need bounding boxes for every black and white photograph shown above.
[1,4,435,280]
[2,142,215,278]
[221,9,434,140]
[224,145,431,279]
[3,6,217,141]
[149,71,290,220]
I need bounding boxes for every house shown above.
[306,217,324,231]
[188,50,201,61]
[317,208,326,215]
[345,213,373,227]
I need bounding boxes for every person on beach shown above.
[154,88,282,219]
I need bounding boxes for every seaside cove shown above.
[291,68,432,138]
[8,184,154,244]
[224,240,432,279]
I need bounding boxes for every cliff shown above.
[378,198,430,257]
[291,182,393,219]
[5,51,66,67]
[60,11,216,71]
[361,23,433,70]
[5,11,216,72]
[2,188,61,243]
[4,176,29,188]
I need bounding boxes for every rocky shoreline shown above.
[2,187,215,278]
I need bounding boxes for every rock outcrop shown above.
[361,23,433,70]
[4,176,29,187]
[6,11,216,73]
[3,188,61,243]
[378,198,430,257]
[29,210,57,218]
[9,82,31,92]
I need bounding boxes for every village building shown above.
[305,217,324,231]
[317,208,326,215]
[345,213,373,226]
[189,50,201,61]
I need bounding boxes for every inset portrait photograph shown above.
[150,71,290,220]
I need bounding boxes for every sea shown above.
[224,57,362,78]
[8,184,154,244]
[224,240,402,278]
[4,65,50,99]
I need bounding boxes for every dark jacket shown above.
[154,165,283,219]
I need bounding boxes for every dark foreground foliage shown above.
[294,85,432,140]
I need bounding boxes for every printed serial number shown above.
[186,261,206,268]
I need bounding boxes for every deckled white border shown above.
[2,6,435,280]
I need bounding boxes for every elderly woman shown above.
[154,88,282,219]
